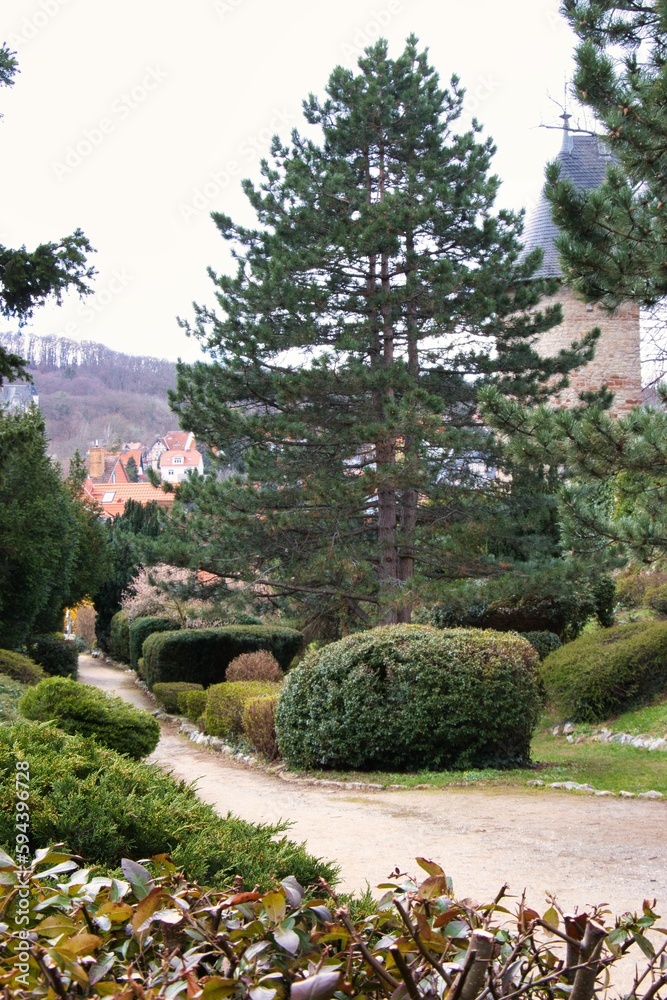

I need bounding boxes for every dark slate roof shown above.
[522,127,613,278]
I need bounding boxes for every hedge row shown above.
[0,649,44,685]
[109,611,131,664]
[129,616,181,669]
[142,626,303,689]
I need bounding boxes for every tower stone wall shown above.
[523,125,642,417]
[538,286,642,416]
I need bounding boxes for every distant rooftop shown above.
[522,117,613,278]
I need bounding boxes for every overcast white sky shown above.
[1,0,579,363]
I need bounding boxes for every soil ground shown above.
[79,656,667,918]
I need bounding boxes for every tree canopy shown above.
[548,1,667,308]
[160,37,594,626]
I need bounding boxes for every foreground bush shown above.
[128,615,181,669]
[19,677,160,759]
[26,633,78,678]
[541,620,667,722]
[276,625,541,771]
[227,649,284,682]
[0,649,44,685]
[109,610,131,664]
[1,849,661,1000]
[153,681,203,713]
[243,694,280,759]
[0,722,337,890]
[205,680,281,738]
[143,625,303,688]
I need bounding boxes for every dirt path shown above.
[80,656,667,916]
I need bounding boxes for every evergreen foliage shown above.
[142,625,303,689]
[178,687,208,722]
[0,409,110,648]
[27,634,78,679]
[205,680,281,739]
[275,625,541,770]
[541,619,667,721]
[152,681,203,714]
[109,611,131,664]
[161,38,591,624]
[242,695,280,759]
[125,455,139,481]
[19,677,160,759]
[94,500,161,650]
[128,616,181,670]
[0,649,44,685]
[0,722,338,889]
[550,1,667,307]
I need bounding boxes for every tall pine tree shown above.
[167,38,594,624]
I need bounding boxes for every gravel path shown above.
[80,656,667,916]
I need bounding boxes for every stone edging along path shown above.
[133,674,665,801]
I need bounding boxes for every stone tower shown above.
[522,120,642,416]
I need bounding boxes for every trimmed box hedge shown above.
[142,626,303,689]
[109,611,131,664]
[129,616,181,670]
[204,681,281,738]
[19,677,160,759]
[541,620,667,722]
[275,625,541,771]
[178,688,208,722]
[153,681,203,714]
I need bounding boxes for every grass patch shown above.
[296,711,667,795]
[606,700,667,737]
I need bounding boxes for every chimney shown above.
[89,447,105,479]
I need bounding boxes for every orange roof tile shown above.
[160,449,203,468]
[85,480,175,520]
[164,431,194,451]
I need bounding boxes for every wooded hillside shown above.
[0,333,176,463]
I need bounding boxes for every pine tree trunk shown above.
[396,228,419,623]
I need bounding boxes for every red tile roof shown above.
[164,431,194,451]
[160,449,203,468]
[84,479,175,519]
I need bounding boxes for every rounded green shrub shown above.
[205,681,281,739]
[0,722,337,890]
[109,611,131,664]
[0,673,26,723]
[142,626,303,689]
[541,620,667,722]
[129,616,181,670]
[275,625,541,771]
[178,687,208,722]
[27,634,78,678]
[520,631,562,661]
[153,681,203,714]
[0,649,45,685]
[19,677,160,759]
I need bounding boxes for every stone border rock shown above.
[552,721,667,752]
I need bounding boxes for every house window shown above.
[102,491,116,503]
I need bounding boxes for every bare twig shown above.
[394,897,453,986]
[390,947,422,1000]
[337,908,400,991]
